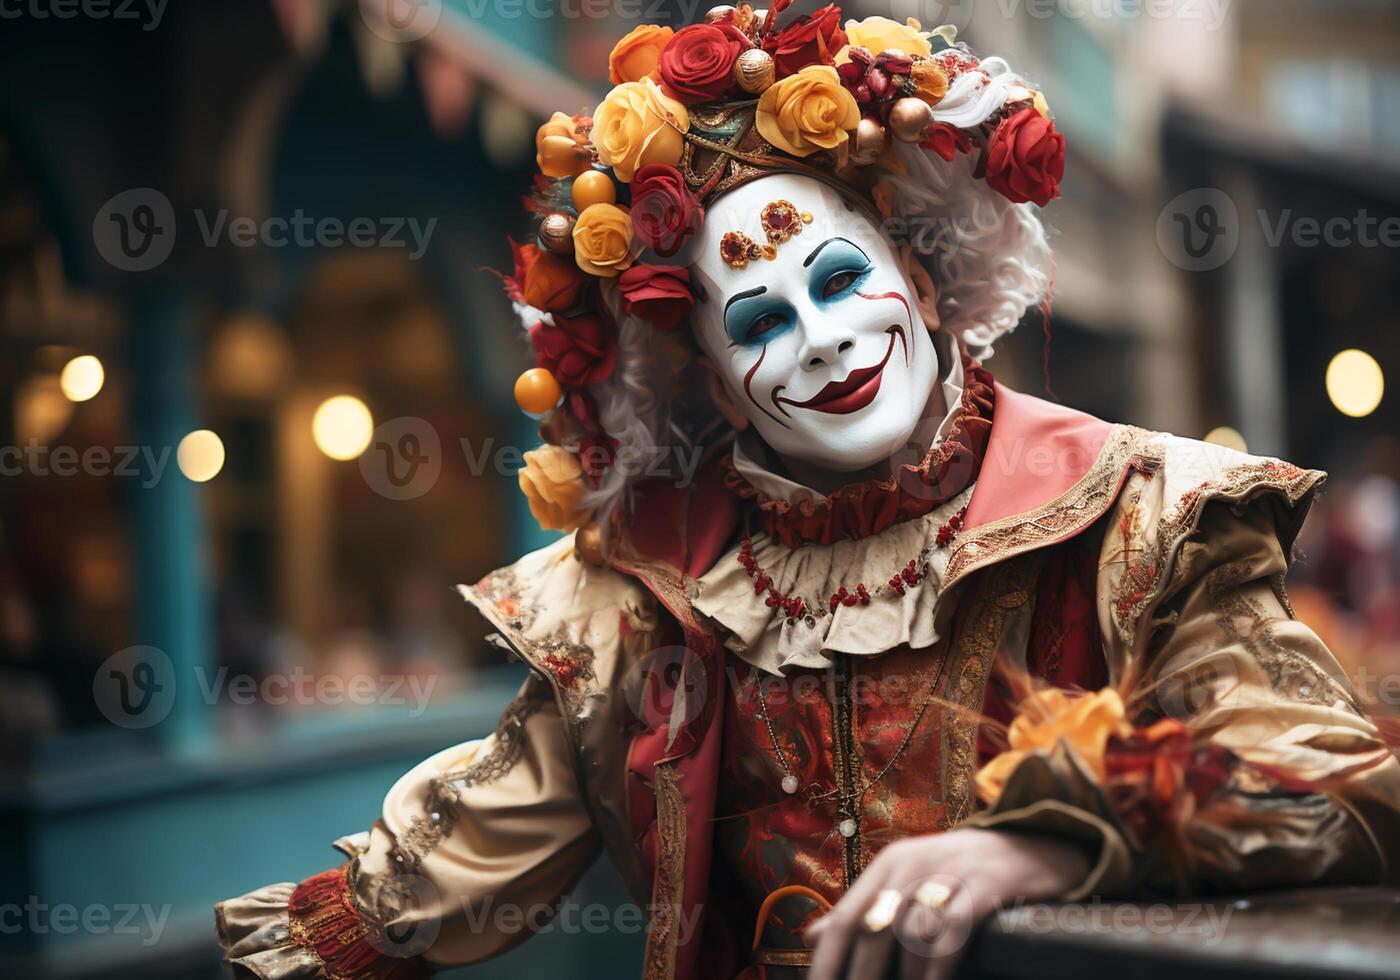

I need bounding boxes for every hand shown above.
[804,828,1091,980]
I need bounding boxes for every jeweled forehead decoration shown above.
[719,199,815,269]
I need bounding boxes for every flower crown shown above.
[500,3,1065,531]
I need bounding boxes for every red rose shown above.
[921,123,975,162]
[761,4,846,76]
[629,164,705,258]
[530,313,617,386]
[618,264,693,331]
[658,23,748,104]
[983,108,1065,208]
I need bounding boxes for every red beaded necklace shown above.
[737,506,968,624]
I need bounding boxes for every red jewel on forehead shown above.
[719,201,816,269]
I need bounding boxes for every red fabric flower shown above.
[618,263,693,331]
[658,23,748,104]
[921,123,975,162]
[761,4,846,76]
[629,164,705,258]
[983,107,1065,207]
[530,313,617,386]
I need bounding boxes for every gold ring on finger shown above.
[912,880,952,913]
[862,888,903,933]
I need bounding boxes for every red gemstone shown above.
[767,208,792,229]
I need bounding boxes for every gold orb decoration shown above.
[574,521,606,566]
[538,213,575,255]
[571,170,616,211]
[889,97,934,143]
[734,48,775,94]
[850,117,888,166]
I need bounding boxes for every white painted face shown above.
[690,174,939,473]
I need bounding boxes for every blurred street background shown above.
[0,0,1397,977]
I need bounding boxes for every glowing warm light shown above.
[313,395,374,460]
[15,376,73,444]
[178,429,225,482]
[1326,349,1384,418]
[60,355,105,402]
[1203,426,1248,453]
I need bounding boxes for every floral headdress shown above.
[500,3,1065,535]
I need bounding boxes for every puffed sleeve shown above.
[215,671,600,978]
[969,488,1400,899]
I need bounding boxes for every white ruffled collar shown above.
[692,483,974,676]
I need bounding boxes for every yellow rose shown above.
[837,16,932,63]
[755,65,861,158]
[609,24,673,84]
[592,78,689,183]
[975,688,1132,803]
[518,446,594,532]
[572,203,635,277]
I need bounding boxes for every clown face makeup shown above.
[690,174,940,473]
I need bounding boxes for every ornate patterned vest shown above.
[716,640,961,959]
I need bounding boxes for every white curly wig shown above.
[514,53,1054,527]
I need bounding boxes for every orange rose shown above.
[910,59,949,105]
[975,688,1132,803]
[609,24,673,84]
[755,65,860,157]
[518,445,594,532]
[521,246,587,312]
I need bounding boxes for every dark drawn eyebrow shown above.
[803,237,867,269]
[724,286,768,316]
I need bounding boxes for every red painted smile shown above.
[779,329,900,415]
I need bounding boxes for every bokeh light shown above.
[59,355,105,402]
[1204,426,1248,453]
[312,395,374,460]
[1326,349,1384,418]
[177,429,226,482]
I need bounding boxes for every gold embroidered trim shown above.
[643,760,687,980]
[944,425,1148,591]
[940,554,1042,826]
[1111,457,1325,653]
[1206,559,1358,714]
[395,686,546,871]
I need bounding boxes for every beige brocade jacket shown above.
[216,425,1400,979]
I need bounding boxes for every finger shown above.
[846,925,898,980]
[806,856,897,980]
